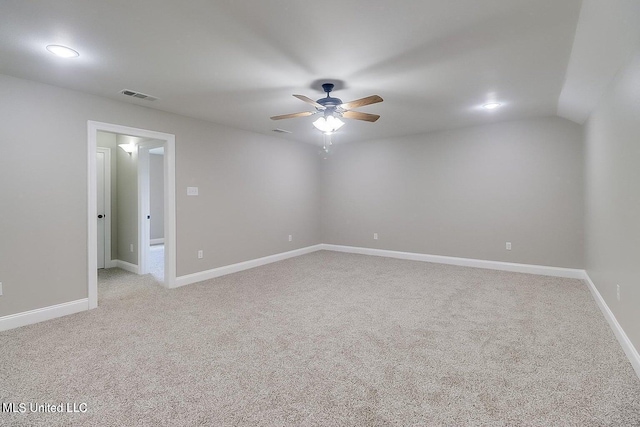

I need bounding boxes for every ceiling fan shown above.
[270,83,383,133]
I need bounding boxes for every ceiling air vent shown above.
[120,89,158,101]
[272,128,292,134]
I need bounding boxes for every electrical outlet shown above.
[0,282,3,296]
[198,250,203,259]
[130,243,134,252]
[374,233,378,240]
[288,235,292,242]
[617,284,620,301]
[506,242,512,250]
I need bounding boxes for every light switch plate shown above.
[187,187,199,196]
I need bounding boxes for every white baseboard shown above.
[174,244,323,288]
[0,299,89,332]
[320,244,584,279]
[583,272,640,379]
[175,243,583,289]
[115,260,139,274]
[150,238,164,245]
[105,259,117,268]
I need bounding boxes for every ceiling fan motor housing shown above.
[317,83,342,110]
[318,97,343,107]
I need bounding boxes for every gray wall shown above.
[177,124,320,274]
[150,153,164,241]
[0,73,321,317]
[321,117,584,268]
[584,51,640,353]
[115,135,139,265]
[97,131,119,260]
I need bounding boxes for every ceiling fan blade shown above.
[293,94,325,109]
[270,111,315,120]
[342,111,380,122]
[340,95,383,110]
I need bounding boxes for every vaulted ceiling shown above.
[1,0,586,144]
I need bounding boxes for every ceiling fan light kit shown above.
[313,115,344,134]
[271,82,383,135]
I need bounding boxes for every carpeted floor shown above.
[1,251,639,426]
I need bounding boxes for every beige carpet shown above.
[1,251,639,426]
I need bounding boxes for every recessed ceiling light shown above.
[482,102,502,110]
[46,44,79,58]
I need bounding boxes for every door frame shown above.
[96,147,113,269]
[87,121,176,309]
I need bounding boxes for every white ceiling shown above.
[558,0,640,124]
[0,0,583,144]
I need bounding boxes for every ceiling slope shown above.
[558,0,640,124]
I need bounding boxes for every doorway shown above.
[137,141,165,281]
[88,121,176,310]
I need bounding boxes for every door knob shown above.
[97,214,104,218]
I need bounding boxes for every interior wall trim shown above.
[0,299,89,332]
[321,244,585,278]
[583,271,640,379]
[115,260,139,274]
[174,244,324,288]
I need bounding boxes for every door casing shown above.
[87,121,176,309]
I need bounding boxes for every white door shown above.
[97,151,106,269]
